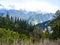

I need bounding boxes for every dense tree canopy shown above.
[0,10,60,44]
[49,10,60,40]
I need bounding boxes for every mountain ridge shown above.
[0,9,55,25]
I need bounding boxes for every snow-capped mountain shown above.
[0,8,55,25]
[28,13,54,25]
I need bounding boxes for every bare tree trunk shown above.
[18,38,22,45]
[6,38,10,45]
[0,41,2,45]
[13,39,16,45]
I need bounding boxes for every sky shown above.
[0,0,60,13]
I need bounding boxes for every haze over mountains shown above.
[0,4,55,25]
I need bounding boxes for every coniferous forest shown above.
[0,10,60,45]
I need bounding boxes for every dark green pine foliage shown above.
[49,10,60,40]
[0,12,34,38]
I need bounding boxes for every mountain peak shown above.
[0,9,55,25]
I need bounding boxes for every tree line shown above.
[0,10,60,45]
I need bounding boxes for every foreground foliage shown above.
[0,10,60,45]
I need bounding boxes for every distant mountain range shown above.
[0,8,55,26]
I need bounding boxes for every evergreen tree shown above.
[49,10,60,40]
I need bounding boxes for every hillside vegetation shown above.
[0,10,60,45]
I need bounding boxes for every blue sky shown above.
[0,0,60,13]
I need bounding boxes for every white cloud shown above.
[0,0,59,13]
[20,1,59,13]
